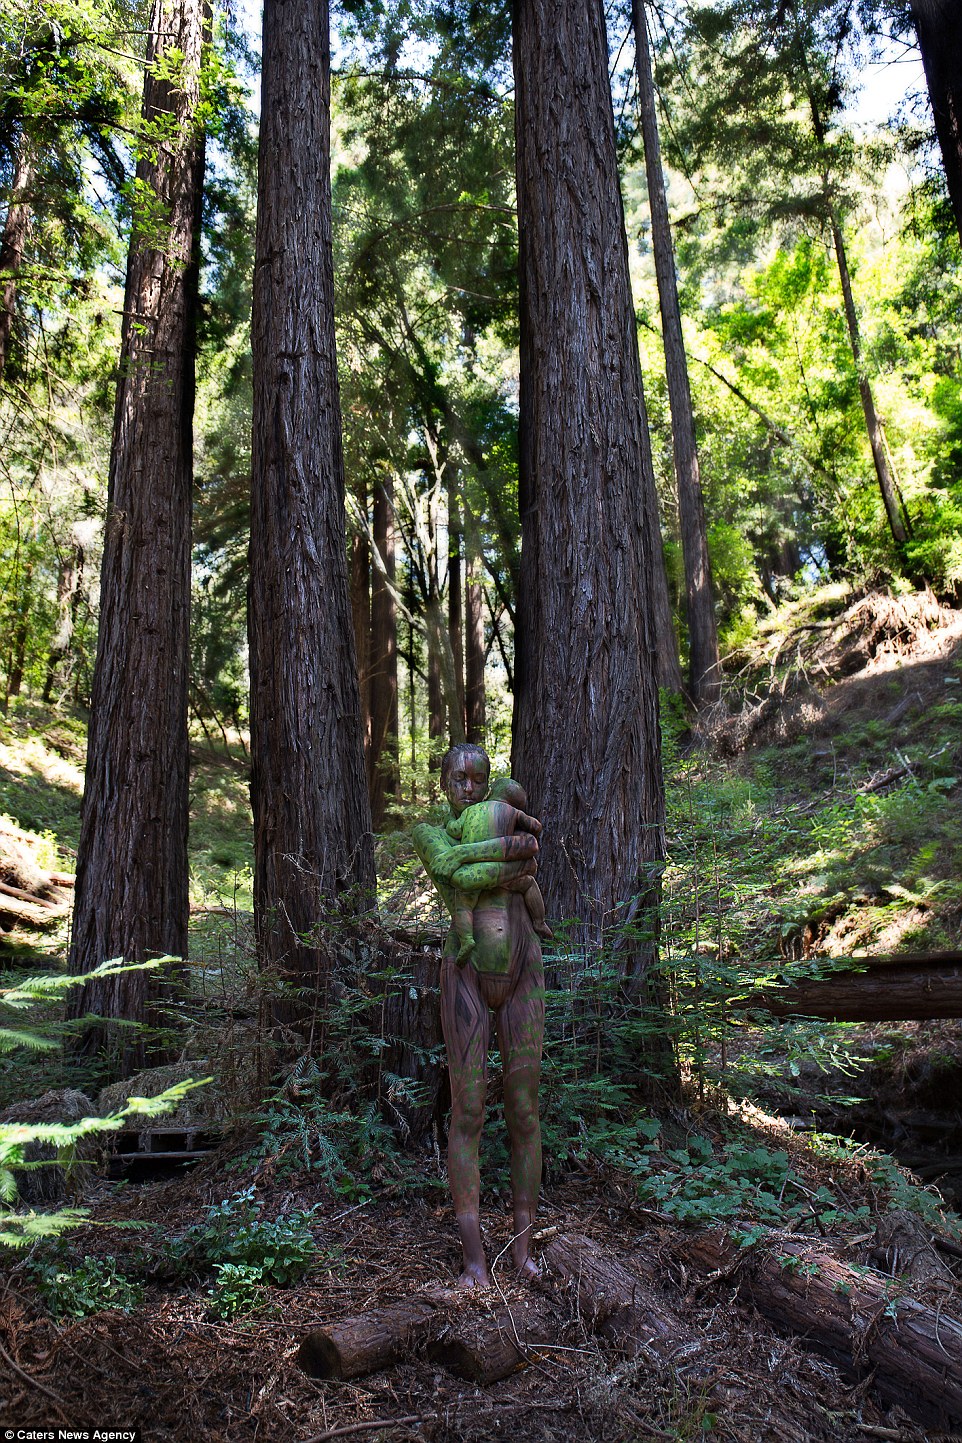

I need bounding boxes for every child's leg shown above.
[516,877,553,939]
[453,890,480,961]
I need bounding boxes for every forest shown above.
[1,0,962,1438]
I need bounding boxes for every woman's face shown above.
[445,754,490,817]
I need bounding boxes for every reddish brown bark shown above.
[248,0,375,1016]
[67,0,206,1072]
[511,0,666,961]
[0,149,32,382]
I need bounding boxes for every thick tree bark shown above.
[910,0,962,248]
[511,0,667,966]
[0,148,32,383]
[67,0,206,1073]
[248,0,375,1021]
[369,475,400,828]
[464,537,486,744]
[427,634,444,772]
[633,0,720,706]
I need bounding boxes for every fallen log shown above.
[297,1295,444,1379]
[297,1286,553,1385]
[428,1293,554,1383]
[742,953,962,1021]
[0,894,65,932]
[681,1229,962,1427]
[545,1233,813,1443]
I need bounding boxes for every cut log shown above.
[297,1296,443,1379]
[297,1285,554,1385]
[681,1229,962,1427]
[743,954,962,1021]
[0,894,65,931]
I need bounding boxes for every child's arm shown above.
[512,808,543,839]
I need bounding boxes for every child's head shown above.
[488,776,528,810]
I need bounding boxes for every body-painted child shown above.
[445,777,553,961]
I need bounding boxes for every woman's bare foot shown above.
[457,1261,491,1289]
[515,1254,542,1283]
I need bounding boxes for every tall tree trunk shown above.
[369,474,399,828]
[427,642,444,772]
[511,0,666,974]
[5,559,33,701]
[43,543,84,704]
[0,148,32,383]
[633,0,720,707]
[464,513,486,744]
[248,0,375,1032]
[67,0,206,1074]
[350,481,371,767]
[910,0,962,249]
[800,51,912,550]
[447,474,466,736]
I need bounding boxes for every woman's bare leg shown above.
[496,944,545,1281]
[440,958,491,1287]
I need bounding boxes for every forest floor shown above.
[2,582,962,1442]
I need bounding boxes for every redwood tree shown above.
[68,0,206,1072]
[248,0,374,1017]
[511,0,666,973]
[909,0,962,248]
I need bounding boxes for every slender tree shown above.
[369,473,400,827]
[68,0,206,1071]
[633,0,721,706]
[512,0,667,983]
[248,0,374,1020]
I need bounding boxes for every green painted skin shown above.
[411,811,536,974]
[412,751,545,1288]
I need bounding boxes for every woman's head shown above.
[441,743,490,816]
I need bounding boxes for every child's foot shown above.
[457,935,476,963]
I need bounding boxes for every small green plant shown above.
[205,1262,269,1321]
[170,1187,318,1285]
[31,1252,144,1318]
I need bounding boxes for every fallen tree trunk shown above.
[681,1229,962,1427]
[428,1293,554,1383]
[545,1233,813,1443]
[0,894,65,931]
[741,953,962,1021]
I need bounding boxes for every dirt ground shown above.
[3,1140,962,1443]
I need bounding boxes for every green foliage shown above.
[31,1250,144,1317]
[165,1188,321,1319]
[169,1187,318,1285]
[0,957,211,1245]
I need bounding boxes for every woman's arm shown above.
[449,857,538,893]
[429,832,538,882]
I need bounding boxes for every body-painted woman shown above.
[412,743,546,1287]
